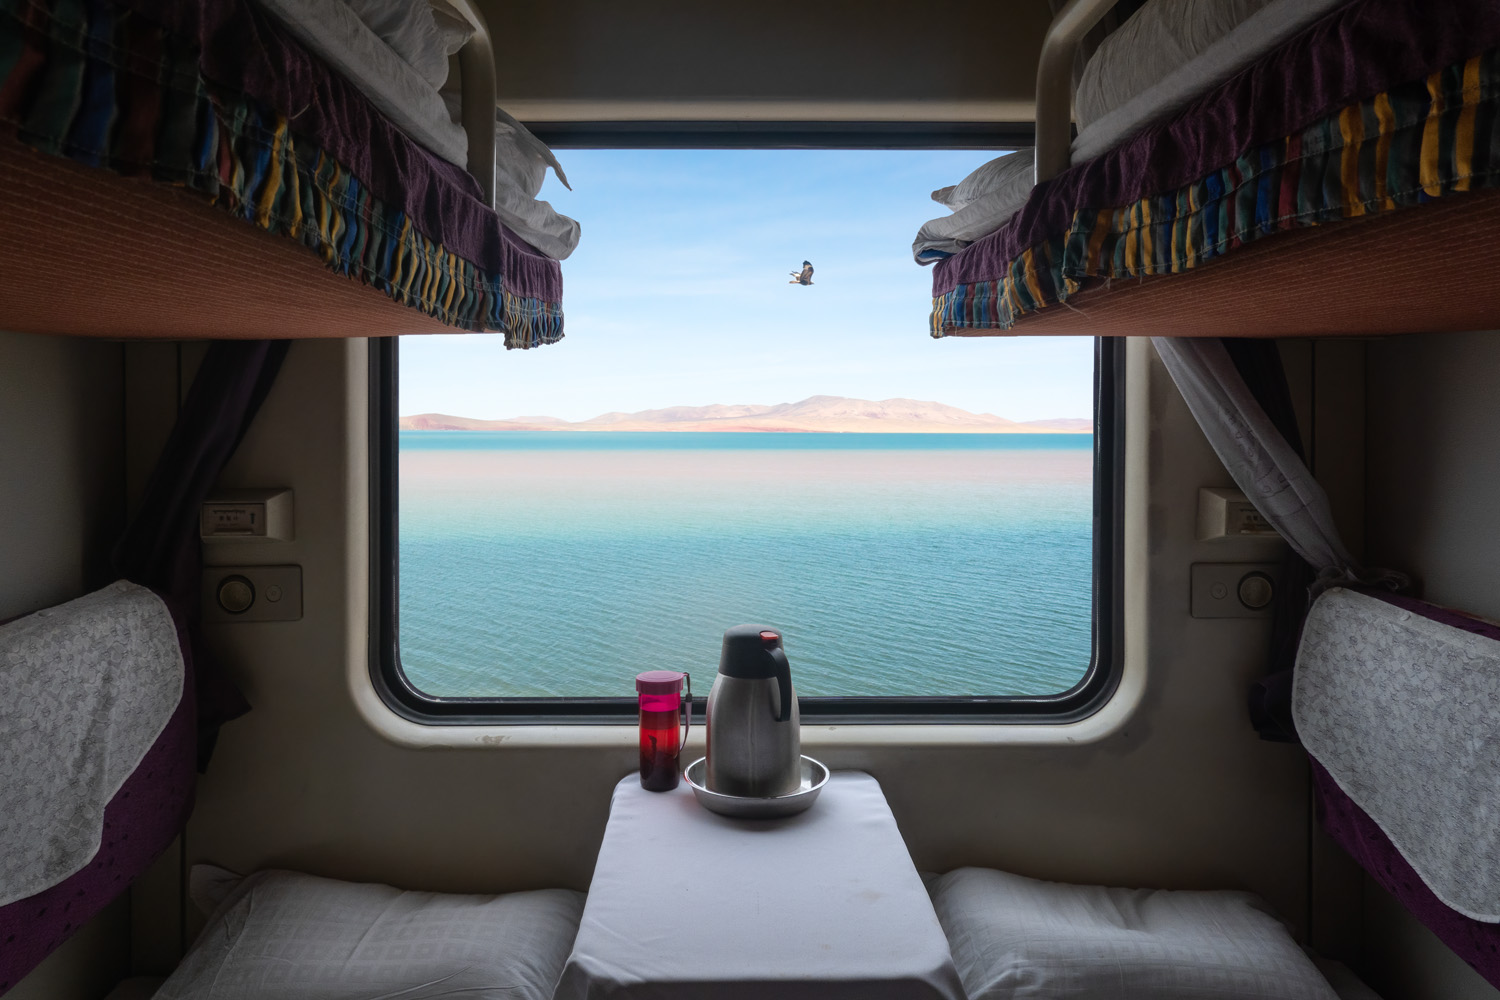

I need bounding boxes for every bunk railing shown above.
[447,0,498,208]
[1032,0,1119,183]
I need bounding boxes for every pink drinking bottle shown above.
[636,670,691,791]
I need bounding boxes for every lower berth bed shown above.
[926,867,1382,1000]
[107,863,1380,1000]
[109,866,586,1000]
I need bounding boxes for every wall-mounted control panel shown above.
[201,489,293,542]
[1197,487,1279,541]
[202,565,303,623]
[1190,563,1280,619]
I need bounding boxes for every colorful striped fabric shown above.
[0,0,563,346]
[932,48,1500,337]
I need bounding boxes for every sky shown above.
[398,149,1095,423]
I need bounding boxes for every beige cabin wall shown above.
[1360,331,1500,1000]
[152,336,1313,956]
[0,330,129,1000]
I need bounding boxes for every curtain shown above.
[1152,337,1406,740]
[113,340,291,767]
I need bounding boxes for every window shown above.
[371,146,1122,724]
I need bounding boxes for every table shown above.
[555,771,965,1000]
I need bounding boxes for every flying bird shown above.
[789,261,814,285]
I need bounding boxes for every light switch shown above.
[201,489,293,542]
[202,565,302,623]
[1197,488,1279,541]
[1190,563,1281,618]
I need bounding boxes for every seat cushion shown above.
[927,867,1339,1000]
[155,868,585,1000]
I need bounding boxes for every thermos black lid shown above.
[718,624,786,679]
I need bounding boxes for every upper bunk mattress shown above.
[1071,0,1351,162]
[0,0,562,344]
[928,0,1500,335]
[913,0,1349,265]
[252,0,469,168]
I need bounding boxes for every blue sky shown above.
[399,149,1094,423]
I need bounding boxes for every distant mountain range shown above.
[400,396,1091,434]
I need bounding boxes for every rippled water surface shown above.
[399,432,1093,698]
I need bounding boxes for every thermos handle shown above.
[767,647,793,723]
[681,672,692,757]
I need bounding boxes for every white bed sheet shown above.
[913,0,1350,264]
[255,0,470,168]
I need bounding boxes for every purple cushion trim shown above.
[1313,760,1500,988]
[1355,588,1500,642]
[0,595,196,995]
[115,0,561,302]
[934,0,1500,297]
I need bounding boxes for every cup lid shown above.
[636,670,686,694]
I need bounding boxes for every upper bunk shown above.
[0,0,570,345]
[920,0,1500,339]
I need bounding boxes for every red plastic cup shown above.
[636,670,691,791]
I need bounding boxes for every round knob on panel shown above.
[217,575,255,615]
[1238,572,1275,610]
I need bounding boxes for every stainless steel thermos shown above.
[705,625,800,797]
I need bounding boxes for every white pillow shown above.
[428,0,475,57]
[156,867,586,1000]
[341,0,450,89]
[928,867,1340,1000]
[435,94,580,259]
[931,150,1033,213]
[913,151,1034,263]
[1074,0,1273,129]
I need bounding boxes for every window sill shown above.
[347,652,1147,751]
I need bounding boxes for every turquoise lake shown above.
[398,432,1094,699]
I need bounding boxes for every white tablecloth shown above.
[556,771,964,1000]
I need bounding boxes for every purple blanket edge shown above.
[1312,760,1500,988]
[934,0,1500,297]
[116,0,561,303]
[0,594,197,996]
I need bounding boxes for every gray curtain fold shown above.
[1152,337,1406,741]
[113,340,291,768]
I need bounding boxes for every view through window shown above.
[396,149,1096,701]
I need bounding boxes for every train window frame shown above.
[368,132,1123,727]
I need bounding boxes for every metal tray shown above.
[683,755,829,819]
